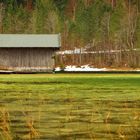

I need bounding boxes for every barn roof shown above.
[0,34,61,48]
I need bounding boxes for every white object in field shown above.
[55,65,107,72]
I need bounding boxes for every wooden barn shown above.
[0,34,61,72]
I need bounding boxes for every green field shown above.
[0,74,140,140]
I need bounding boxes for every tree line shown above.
[0,0,140,67]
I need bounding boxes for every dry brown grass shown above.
[0,108,12,140]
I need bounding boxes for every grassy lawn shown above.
[0,74,140,140]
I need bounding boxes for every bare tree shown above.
[0,3,4,33]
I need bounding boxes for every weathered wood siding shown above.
[0,48,56,71]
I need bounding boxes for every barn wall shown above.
[0,48,56,72]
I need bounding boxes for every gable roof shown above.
[0,34,61,48]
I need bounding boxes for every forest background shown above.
[0,0,140,68]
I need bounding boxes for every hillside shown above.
[0,0,140,67]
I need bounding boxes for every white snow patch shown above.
[55,65,107,72]
[55,67,62,72]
